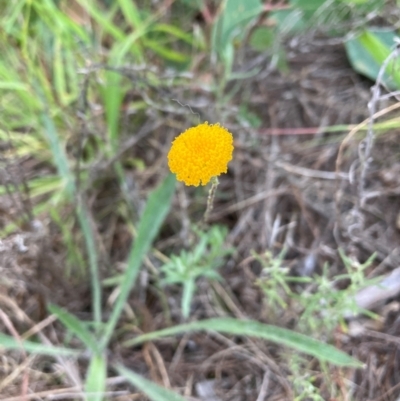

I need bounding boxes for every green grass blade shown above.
[76,0,125,41]
[182,279,195,319]
[100,174,176,349]
[48,304,98,353]
[123,317,362,367]
[41,111,75,197]
[41,109,102,325]
[115,364,187,401]
[100,69,124,151]
[76,201,102,326]
[151,23,194,44]
[32,0,89,42]
[0,334,80,357]
[117,0,143,28]
[144,39,190,62]
[85,354,107,401]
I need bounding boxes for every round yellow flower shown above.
[168,122,234,186]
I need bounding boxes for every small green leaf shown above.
[144,39,190,62]
[123,318,362,367]
[116,364,187,401]
[249,27,275,51]
[48,304,98,353]
[0,334,80,357]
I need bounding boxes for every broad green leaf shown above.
[100,174,176,348]
[290,0,326,16]
[116,364,187,401]
[345,29,400,89]
[48,304,98,353]
[212,0,263,55]
[177,0,203,11]
[0,334,80,357]
[123,318,362,367]
[249,27,274,51]
[85,354,107,401]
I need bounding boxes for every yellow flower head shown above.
[168,122,234,186]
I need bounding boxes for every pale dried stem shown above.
[203,176,219,225]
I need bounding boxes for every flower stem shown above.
[203,176,219,225]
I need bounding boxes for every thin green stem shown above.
[76,199,102,327]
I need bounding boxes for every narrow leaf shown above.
[100,174,176,348]
[123,318,362,367]
[116,364,187,401]
[85,354,107,401]
[48,304,98,353]
[0,334,80,357]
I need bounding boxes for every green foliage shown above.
[100,174,176,348]
[290,355,325,401]
[123,317,362,367]
[211,0,263,94]
[116,364,188,401]
[298,251,378,334]
[48,304,98,353]
[257,249,378,336]
[0,174,176,400]
[85,354,107,401]
[214,0,387,93]
[256,250,310,310]
[0,334,80,357]
[254,250,379,395]
[284,0,384,31]
[161,224,231,318]
[237,103,262,128]
[249,27,275,51]
[345,29,400,89]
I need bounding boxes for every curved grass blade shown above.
[41,103,101,326]
[85,354,107,401]
[100,174,176,349]
[48,304,98,353]
[115,364,187,401]
[123,317,362,368]
[0,334,80,357]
